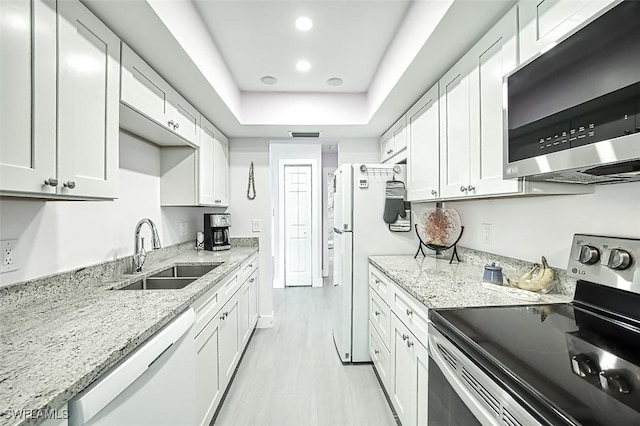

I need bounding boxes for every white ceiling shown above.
[193,0,411,93]
[82,0,517,139]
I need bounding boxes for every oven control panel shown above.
[568,234,639,292]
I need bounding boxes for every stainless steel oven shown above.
[429,235,640,426]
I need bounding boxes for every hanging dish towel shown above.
[383,180,407,224]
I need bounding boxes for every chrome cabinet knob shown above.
[63,181,76,189]
[386,149,393,155]
[467,185,475,192]
[599,370,630,394]
[571,354,599,377]
[174,122,179,130]
[431,190,437,196]
[44,178,58,187]
[374,310,380,316]
[607,249,632,270]
[374,349,380,355]
[579,245,600,265]
[402,334,409,341]
[406,308,413,317]
[249,278,255,283]
[168,120,175,129]
[375,279,380,285]
[460,186,468,192]
[407,340,414,348]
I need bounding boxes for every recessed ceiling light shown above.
[295,16,313,31]
[260,75,278,85]
[327,77,343,86]
[296,60,311,72]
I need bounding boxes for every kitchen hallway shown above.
[213,285,397,426]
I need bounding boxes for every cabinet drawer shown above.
[240,253,258,283]
[369,323,391,390]
[391,286,429,347]
[369,266,391,304]
[369,288,391,350]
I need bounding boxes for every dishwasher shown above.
[69,309,195,426]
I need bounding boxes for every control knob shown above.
[607,249,632,271]
[571,354,599,377]
[599,370,630,394]
[579,245,600,265]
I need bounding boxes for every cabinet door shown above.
[198,118,216,206]
[380,132,395,163]
[390,313,416,426]
[219,296,239,387]
[393,116,408,154]
[407,84,440,201]
[57,0,120,198]
[120,43,171,128]
[171,91,200,147]
[248,271,259,328]
[468,6,521,196]
[519,0,617,64]
[238,283,250,347]
[194,314,221,426]
[212,134,229,206]
[439,58,472,198]
[0,0,57,195]
[415,335,429,426]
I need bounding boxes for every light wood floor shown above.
[213,284,396,426]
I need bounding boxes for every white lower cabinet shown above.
[248,271,259,328]
[219,295,240,389]
[238,283,250,347]
[370,264,429,426]
[193,313,221,426]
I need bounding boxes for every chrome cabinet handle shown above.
[386,149,393,155]
[44,178,58,187]
[407,340,414,348]
[431,189,437,196]
[248,264,254,268]
[467,185,476,192]
[63,181,76,189]
[460,186,468,193]
[249,278,255,283]
[374,310,380,316]
[406,308,413,317]
[402,334,409,341]
[374,349,380,355]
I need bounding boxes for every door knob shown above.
[44,178,58,187]
[460,186,468,193]
[63,181,76,189]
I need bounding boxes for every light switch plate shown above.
[1,239,18,273]
[252,219,261,232]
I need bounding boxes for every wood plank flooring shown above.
[213,285,396,426]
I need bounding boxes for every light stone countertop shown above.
[369,254,573,310]
[0,246,257,426]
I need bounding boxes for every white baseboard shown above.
[312,276,323,288]
[257,311,274,328]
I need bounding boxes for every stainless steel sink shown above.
[113,263,222,291]
[149,264,222,278]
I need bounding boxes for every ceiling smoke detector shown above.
[260,75,278,85]
[288,131,322,138]
[326,77,343,86]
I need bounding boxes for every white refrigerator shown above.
[332,163,416,363]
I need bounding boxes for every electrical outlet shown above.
[1,240,18,273]
[481,223,492,245]
[179,222,189,237]
[252,219,261,233]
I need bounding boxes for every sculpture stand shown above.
[414,225,464,264]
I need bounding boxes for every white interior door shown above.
[284,165,313,287]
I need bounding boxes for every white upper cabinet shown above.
[519,0,618,64]
[439,54,473,199]
[161,117,229,207]
[57,0,120,199]
[1,0,119,199]
[380,115,408,163]
[467,5,520,197]
[407,84,440,201]
[0,0,57,196]
[120,43,200,148]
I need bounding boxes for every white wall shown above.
[270,143,323,288]
[0,131,209,287]
[415,182,640,269]
[227,138,274,324]
[338,138,380,165]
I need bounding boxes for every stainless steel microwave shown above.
[504,0,640,184]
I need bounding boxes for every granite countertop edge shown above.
[0,247,258,426]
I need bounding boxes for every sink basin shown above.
[149,264,221,278]
[113,263,222,291]
[117,277,196,290]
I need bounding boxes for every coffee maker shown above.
[204,213,231,251]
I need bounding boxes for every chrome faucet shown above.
[134,218,162,272]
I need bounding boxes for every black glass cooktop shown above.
[432,291,640,425]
